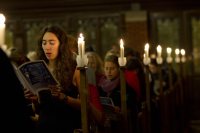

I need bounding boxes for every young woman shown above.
[34,25,103,133]
[98,54,139,133]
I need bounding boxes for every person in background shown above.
[0,48,35,132]
[98,54,139,133]
[84,50,107,132]
[85,51,105,86]
[105,43,120,57]
[125,47,145,99]
[67,34,78,61]
[33,25,103,133]
[149,58,170,96]
[9,48,30,67]
[27,51,37,61]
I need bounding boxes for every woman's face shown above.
[42,32,60,61]
[104,61,119,80]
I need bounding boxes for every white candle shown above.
[144,43,149,58]
[156,45,163,64]
[78,33,85,57]
[175,48,180,55]
[180,49,185,56]
[180,49,186,63]
[156,45,162,57]
[166,47,172,63]
[0,13,6,45]
[120,39,124,58]
[166,47,172,57]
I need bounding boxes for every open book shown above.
[15,60,59,95]
[100,97,121,120]
[100,97,115,111]
[100,97,114,107]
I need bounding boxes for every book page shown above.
[17,60,58,94]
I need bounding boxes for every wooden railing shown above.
[138,75,190,133]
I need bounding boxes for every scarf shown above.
[99,77,120,94]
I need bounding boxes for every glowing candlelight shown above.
[156,45,163,64]
[180,49,185,56]
[0,13,5,45]
[76,33,88,67]
[166,47,173,63]
[157,45,162,57]
[167,47,172,56]
[144,43,149,58]
[175,48,180,55]
[180,49,186,63]
[120,39,124,58]
[118,38,127,66]
[78,33,85,58]
[143,43,151,65]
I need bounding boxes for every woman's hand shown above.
[24,89,37,101]
[49,85,66,101]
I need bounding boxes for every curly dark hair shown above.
[36,25,76,90]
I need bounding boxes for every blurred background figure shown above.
[27,51,37,61]
[9,47,30,67]
[148,58,170,96]
[125,47,146,104]
[85,51,105,86]
[0,48,35,132]
[105,43,120,57]
[8,47,39,126]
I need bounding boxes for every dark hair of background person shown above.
[125,47,142,60]
[0,48,35,132]
[67,34,78,55]
[125,47,147,102]
[85,45,95,52]
[9,47,30,66]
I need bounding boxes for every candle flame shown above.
[120,39,124,48]
[144,43,149,51]
[180,49,185,55]
[157,45,162,52]
[166,47,172,54]
[175,48,180,55]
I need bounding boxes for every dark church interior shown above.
[1,0,200,133]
